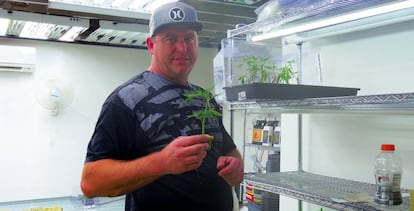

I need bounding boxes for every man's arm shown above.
[80,135,210,198]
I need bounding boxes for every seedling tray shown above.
[224,83,360,101]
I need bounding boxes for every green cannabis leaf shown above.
[275,60,297,84]
[183,86,221,134]
[238,56,276,84]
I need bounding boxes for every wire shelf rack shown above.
[245,171,411,211]
[227,92,414,114]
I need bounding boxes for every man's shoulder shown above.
[112,71,152,110]
[113,71,177,109]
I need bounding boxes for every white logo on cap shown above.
[169,7,185,22]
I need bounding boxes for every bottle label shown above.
[375,172,402,192]
[392,173,402,191]
[262,130,269,144]
[273,130,280,144]
[252,128,262,144]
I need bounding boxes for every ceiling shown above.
[0,0,270,49]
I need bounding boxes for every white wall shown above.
[0,37,216,202]
[300,19,414,185]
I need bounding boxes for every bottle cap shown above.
[381,144,395,151]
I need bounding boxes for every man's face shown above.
[147,26,199,84]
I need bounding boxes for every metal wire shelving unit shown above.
[225,0,414,210]
[229,92,414,210]
[227,92,414,114]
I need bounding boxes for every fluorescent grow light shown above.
[0,18,9,35]
[59,26,87,41]
[20,22,57,39]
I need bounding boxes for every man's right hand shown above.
[81,135,210,198]
[159,135,210,175]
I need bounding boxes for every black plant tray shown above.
[224,83,360,101]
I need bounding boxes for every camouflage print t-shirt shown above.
[85,71,236,211]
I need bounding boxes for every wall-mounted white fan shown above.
[35,77,75,116]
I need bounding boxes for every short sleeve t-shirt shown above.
[85,71,236,211]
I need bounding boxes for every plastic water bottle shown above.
[374,144,403,205]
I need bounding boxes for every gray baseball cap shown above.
[149,2,203,37]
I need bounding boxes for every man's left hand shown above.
[217,156,244,186]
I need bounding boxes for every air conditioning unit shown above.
[0,45,36,72]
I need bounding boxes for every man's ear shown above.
[146,37,154,54]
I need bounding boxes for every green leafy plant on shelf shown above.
[238,56,297,85]
[183,86,220,148]
[272,60,297,84]
[237,56,276,84]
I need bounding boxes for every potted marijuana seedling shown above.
[224,57,299,101]
[183,86,221,148]
[224,57,359,101]
[272,60,297,84]
[237,56,276,84]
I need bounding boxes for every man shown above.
[80,2,244,211]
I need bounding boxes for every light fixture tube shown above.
[48,1,151,20]
[59,26,86,41]
[0,18,9,35]
[19,22,55,39]
[284,7,414,44]
[252,0,414,42]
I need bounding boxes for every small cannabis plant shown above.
[237,56,297,85]
[183,86,221,141]
[183,86,220,148]
[238,56,276,84]
[272,60,297,84]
